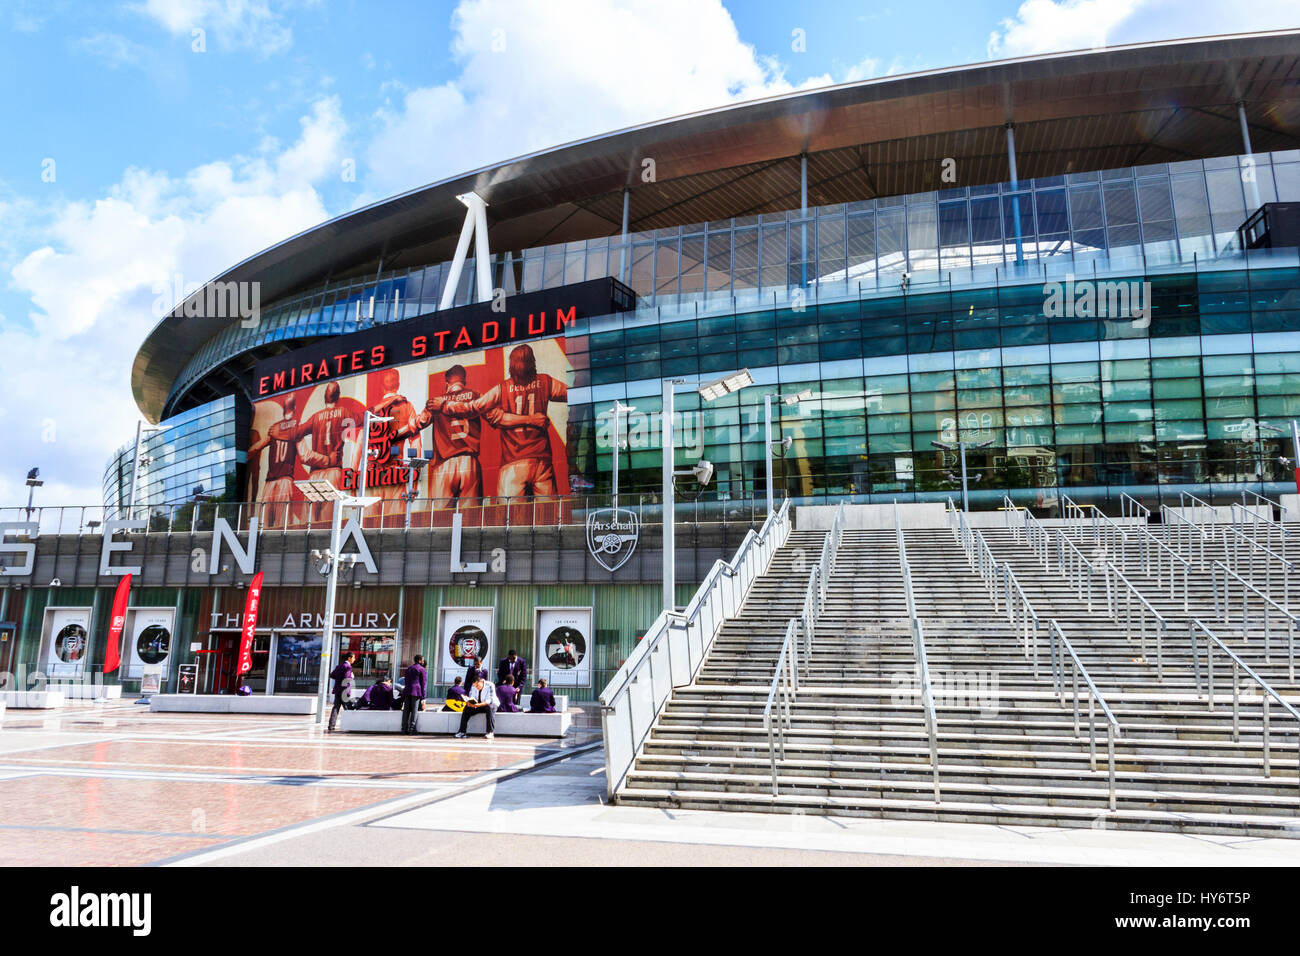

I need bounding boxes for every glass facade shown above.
[163,151,1300,418]
[565,265,1300,509]
[121,149,1300,514]
[103,396,244,511]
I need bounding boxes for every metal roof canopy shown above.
[134,30,1300,422]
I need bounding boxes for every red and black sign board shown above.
[253,277,634,399]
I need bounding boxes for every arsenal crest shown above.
[586,507,640,572]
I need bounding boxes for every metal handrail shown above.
[599,497,791,797]
[1242,489,1282,517]
[1160,504,1210,565]
[1230,502,1293,566]
[1003,497,1051,571]
[956,518,1001,609]
[1179,491,1219,528]
[1061,494,1128,550]
[1104,562,1171,678]
[762,617,801,794]
[1120,493,1151,524]
[1220,521,1294,606]
[999,561,1043,674]
[1188,619,1300,785]
[1055,531,1105,612]
[1129,526,1192,613]
[1210,561,1300,680]
[897,499,939,803]
[911,617,942,804]
[801,565,820,666]
[1046,620,1121,810]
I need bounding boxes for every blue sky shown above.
[0,0,1295,505]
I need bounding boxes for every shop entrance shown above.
[199,630,272,694]
[199,633,239,695]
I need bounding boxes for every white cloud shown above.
[363,0,836,200]
[2,97,347,504]
[128,0,301,56]
[988,0,1299,58]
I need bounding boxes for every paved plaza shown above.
[1,701,1297,867]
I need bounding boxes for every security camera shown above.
[780,436,793,452]
[49,578,61,587]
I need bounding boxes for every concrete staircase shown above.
[613,520,1300,837]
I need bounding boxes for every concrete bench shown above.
[338,706,570,737]
[149,694,318,715]
[0,691,66,709]
[48,684,123,700]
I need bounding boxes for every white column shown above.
[1238,102,1263,212]
[472,194,492,302]
[439,200,478,310]
[1006,124,1024,265]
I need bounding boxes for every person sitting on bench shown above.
[361,674,399,710]
[443,676,466,710]
[455,676,497,738]
[529,677,557,713]
[496,675,521,712]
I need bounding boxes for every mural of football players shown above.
[433,343,567,499]
[358,367,424,522]
[415,364,483,504]
[416,363,549,505]
[248,393,301,526]
[296,381,349,521]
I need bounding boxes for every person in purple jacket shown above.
[443,676,466,710]
[529,677,557,713]
[401,655,427,735]
[361,674,398,710]
[497,650,528,692]
[463,656,484,690]
[496,675,520,712]
[327,652,355,732]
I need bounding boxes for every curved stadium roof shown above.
[134,29,1300,422]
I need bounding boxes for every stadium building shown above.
[3,31,1299,701]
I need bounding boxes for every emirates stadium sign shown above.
[253,277,634,398]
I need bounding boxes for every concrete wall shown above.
[797,503,951,530]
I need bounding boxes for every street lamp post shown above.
[402,453,429,529]
[296,479,378,725]
[24,468,42,522]
[764,389,812,515]
[931,438,994,512]
[662,370,753,612]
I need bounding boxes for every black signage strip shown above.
[253,277,635,399]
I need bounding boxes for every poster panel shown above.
[247,336,572,528]
[437,606,495,685]
[43,607,93,678]
[126,607,176,680]
[273,632,322,694]
[534,606,594,688]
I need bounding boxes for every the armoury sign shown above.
[586,507,639,572]
[252,278,634,398]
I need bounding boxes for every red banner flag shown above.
[238,572,263,675]
[104,574,131,674]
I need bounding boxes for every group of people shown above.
[327,649,559,737]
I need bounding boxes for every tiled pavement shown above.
[7,701,1300,866]
[0,700,596,866]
